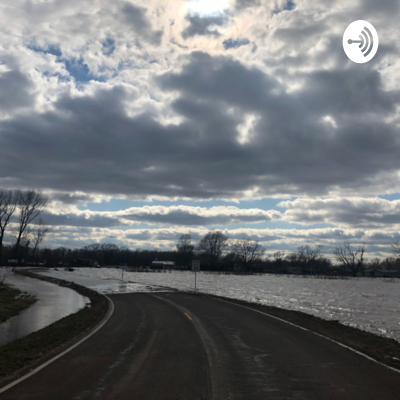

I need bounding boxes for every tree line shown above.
[5,225,400,276]
[0,189,49,265]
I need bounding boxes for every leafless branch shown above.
[14,190,48,258]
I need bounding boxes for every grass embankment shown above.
[0,270,108,385]
[0,282,37,324]
[200,292,400,371]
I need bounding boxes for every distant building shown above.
[364,269,400,278]
[71,258,99,267]
[150,261,175,269]
[286,265,303,274]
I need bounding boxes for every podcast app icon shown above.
[343,20,379,64]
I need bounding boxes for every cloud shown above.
[41,211,125,228]
[39,205,281,227]
[121,3,163,45]
[273,1,296,13]
[181,14,227,39]
[117,205,282,225]
[280,197,400,229]
[0,47,399,201]
[234,0,260,11]
[0,68,33,113]
[1,0,400,254]
[49,192,103,205]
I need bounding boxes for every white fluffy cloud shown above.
[40,205,281,227]
[30,198,400,257]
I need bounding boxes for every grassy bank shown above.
[0,282,37,324]
[200,292,400,371]
[0,270,108,385]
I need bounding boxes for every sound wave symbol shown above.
[348,27,374,57]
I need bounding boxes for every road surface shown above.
[1,292,400,399]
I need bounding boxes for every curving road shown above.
[1,292,400,400]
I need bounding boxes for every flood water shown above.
[38,269,173,294]
[0,267,171,347]
[0,269,89,346]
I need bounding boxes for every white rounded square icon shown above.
[343,20,379,64]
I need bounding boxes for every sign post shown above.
[119,263,127,280]
[192,260,200,290]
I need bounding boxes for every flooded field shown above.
[72,267,400,342]
[39,269,174,294]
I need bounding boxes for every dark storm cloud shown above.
[0,50,399,199]
[181,14,226,39]
[0,69,33,112]
[300,69,397,115]
[156,52,400,194]
[121,3,163,45]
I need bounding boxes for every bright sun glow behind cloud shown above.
[186,0,229,16]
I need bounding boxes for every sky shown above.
[0,0,400,258]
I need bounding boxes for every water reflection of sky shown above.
[0,270,88,346]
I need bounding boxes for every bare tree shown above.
[197,230,229,269]
[20,229,33,263]
[176,234,194,268]
[0,190,19,264]
[14,190,48,259]
[272,251,285,262]
[392,240,400,258]
[221,251,237,271]
[31,218,49,263]
[297,245,323,274]
[232,238,265,271]
[384,257,400,271]
[390,241,400,272]
[272,251,286,273]
[333,242,365,277]
[100,243,119,265]
[82,243,101,259]
[368,257,381,270]
[286,252,300,267]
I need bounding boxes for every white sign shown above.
[343,20,379,64]
[192,260,200,272]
